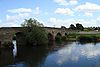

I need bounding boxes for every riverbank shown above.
[66,33,100,42]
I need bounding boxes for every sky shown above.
[0,0,100,27]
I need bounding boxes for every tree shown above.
[21,18,48,46]
[76,23,84,31]
[61,26,66,29]
[21,18,43,27]
[69,24,76,30]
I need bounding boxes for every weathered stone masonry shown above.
[0,27,71,46]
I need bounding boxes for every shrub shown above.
[62,36,67,41]
[55,35,62,42]
[78,36,97,43]
[3,41,12,48]
[22,18,48,46]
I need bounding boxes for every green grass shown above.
[66,33,100,39]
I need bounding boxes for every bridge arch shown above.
[48,33,54,41]
[0,27,72,47]
[56,32,62,36]
[65,33,67,36]
[12,32,25,46]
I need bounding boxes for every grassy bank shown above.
[66,33,100,42]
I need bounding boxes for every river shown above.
[0,41,100,67]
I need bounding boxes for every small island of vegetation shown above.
[21,18,48,46]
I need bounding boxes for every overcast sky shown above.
[0,0,100,27]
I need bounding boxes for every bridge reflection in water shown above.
[0,40,52,67]
[0,41,100,67]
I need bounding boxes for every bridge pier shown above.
[0,34,13,48]
[16,32,26,46]
[0,33,26,48]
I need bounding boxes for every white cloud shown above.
[47,17,100,27]
[75,2,100,16]
[48,17,63,27]
[57,44,77,65]
[55,8,74,15]
[8,8,32,13]
[0,22,20,27]
[73,19,99,27]
[48,17,76,27]
[56,42,100,65]
[84,12,93,16]
[97,16,100,21]
[80,44,100,58]
[54,0,68,6]
[69,0,78,5]
[75,2,100,12]
[54,0,78,6]
[4,13,31,27]
[2,7,41,27]
[6,13,30,22]
[33,7,40,15]
[96,16,100,24]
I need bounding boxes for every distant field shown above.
[66,32,100,40]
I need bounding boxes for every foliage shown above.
[55,35,62,42]
[12,35,16,40]
[61,26,66,29]
[21,18,43,27]
[76,23,84,31]
[69,24,76,30]
[62,36,67,41]
[55,33,67,42]
[21,18,48,46]
[77,36,97,43]
[3,41,13,48]
[67,33,77,38]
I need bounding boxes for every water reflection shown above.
[13,40,17,57]
[43,42,100,67]
[0,49,14,66]
[0,41,100,67]
[15,46,49,67]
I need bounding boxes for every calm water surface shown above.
[0,41,100,67]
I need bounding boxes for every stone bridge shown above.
[0,27,73,46]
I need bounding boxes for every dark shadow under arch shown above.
[12,32,25,46]
[48,33,54,41]
[56,32,62,36]
[65,33,67,36]
[55,32,62,42]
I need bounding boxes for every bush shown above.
[78,36,97,43]
[3,42,13,48]
[22,18,48,46]
[62,36,67,41]
[55,35,62,42]
[67,33,77,38]
[12,35,16,40]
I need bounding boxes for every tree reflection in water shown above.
[0,41,51,67]
[0,41,100,67]
[15,46,49,67]
[0,49,14,66]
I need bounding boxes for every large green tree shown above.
[21,18,48,46]
[69,24,76,30]
[76,23,84,31]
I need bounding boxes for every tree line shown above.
[62,23,100,31]
[69,23,84,31]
